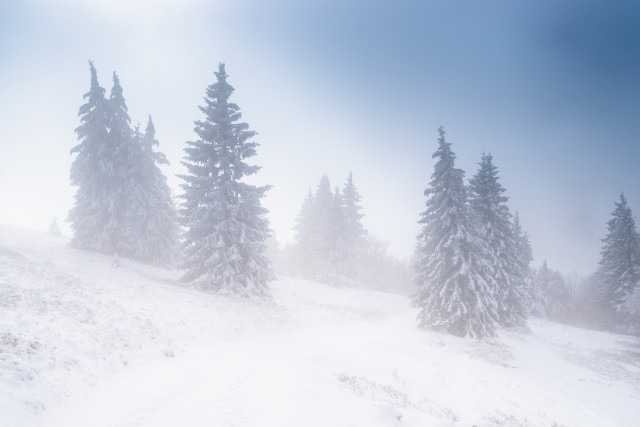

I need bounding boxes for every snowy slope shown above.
[1,225,639,427]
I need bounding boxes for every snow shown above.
[1,225,639,426]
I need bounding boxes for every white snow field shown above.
[1,225,639,427]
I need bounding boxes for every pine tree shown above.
[49,216,61,236]
[595,193,640,318]
[293,175,333,281]
[326,186,349,284]
[118,117,178,264]
[292,189,318,277]
[106,72,135,257]
[179,63,272,299]
[412,127,498,338]
[137,117,179,264]
[469,153,527,327]
[341,172,366,280]
[513,212,541,315]
[68,61,114,253]
[535,261,573,322]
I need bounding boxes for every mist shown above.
[1,1,640,426]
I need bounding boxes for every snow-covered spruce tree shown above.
[105,72,135,257]
[513,212,542,316]
[292,175,333,281]
[595,193,640,321]
[179,63,272,299]
[138,117,179,264]
[69,61,116,253]
[292,189,318,276]
[49,216,61,236]
[118,117,178,264]
[469,153,527,327]
[326,186,349,284]
[535,261,574,323]
[412,127,498,338]
[341,172,366,281]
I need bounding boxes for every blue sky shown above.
[1,0,638,275]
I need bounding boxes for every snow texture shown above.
[1,225,640,426]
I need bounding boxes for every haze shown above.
[1,0,639,275]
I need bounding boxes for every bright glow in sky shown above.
[1,0,639,275]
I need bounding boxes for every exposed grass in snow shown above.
[1,225,639,426]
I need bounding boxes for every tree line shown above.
[67,61,639,338]
[411,127,640,337]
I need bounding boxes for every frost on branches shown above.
[411,127,498,339]
[179,63,272,300]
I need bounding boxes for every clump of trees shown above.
[412,127,533,338]
[280,173,411,293]
[66,62,640,332]
[68,62,272,300]
[68,61,178,265]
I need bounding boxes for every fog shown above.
[1,0,639,275]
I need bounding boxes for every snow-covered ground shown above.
[1,225,639,427]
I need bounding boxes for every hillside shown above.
[1,225,639,427]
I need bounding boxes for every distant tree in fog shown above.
[121,117,178,264]
[48,216,61,236]
[290,173,367,286]
[469,153,527,327]
[534,261,574,322]
[341,172,366,280]
[412,127,498,338]
[512,212,540,316]
[594,193,640,323]
[179,63,272,299]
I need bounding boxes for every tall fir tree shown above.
[513,212,541,316]
[179,63,272,299]
[326,186,349,283]
[341,172,366,280]
[69,61,115,253]
[412,127,498,338]
[136,117,179,264]
[535,261,574,322]
[595,193,640,318]
[292,189,319,276]
[106,72,135,256]
[469,153,527,327]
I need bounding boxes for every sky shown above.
[0,0,638,275]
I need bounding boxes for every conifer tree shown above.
[513,212,541,315]
[341,172,366,279]
[119,117,178,264]
[595,193,640,318]
[179,63,272,299]
[69,61,113,252]
[49,216,61,236]
[412,127,498,338]
[106,72,135,256]
[469,153,527,327]
[535,261,574,322]
[326,186,349,283]
[292,190,318,276]
[138,117,179,264]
